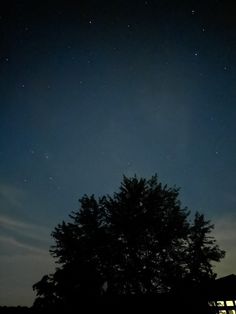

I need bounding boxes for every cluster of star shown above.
[20,149,62,191]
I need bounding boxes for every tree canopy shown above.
[33,175,225,309]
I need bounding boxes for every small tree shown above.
[186,212,223,283]
[33,175,225,308]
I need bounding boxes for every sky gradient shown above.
[1,0,236,306]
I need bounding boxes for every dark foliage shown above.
[32,175,225,309]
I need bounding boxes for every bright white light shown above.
[226,301,234,306]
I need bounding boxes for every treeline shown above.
[0,294,210,314]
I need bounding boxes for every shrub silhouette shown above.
[33,175,225,309]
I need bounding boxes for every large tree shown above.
[33,175,225,309]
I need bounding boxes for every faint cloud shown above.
[0,215,54,306]
[0,183,26,208]
[213,215,236,244]
[0,214,49,234]
[0,183,54,306]
[212,214,236,277]
[0,182,51,245]
[0,215,34,230]
[0,235,48,256]
[0,214,51,244]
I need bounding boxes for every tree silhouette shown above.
[33,175,225,309]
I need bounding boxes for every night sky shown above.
[1,0,236,306]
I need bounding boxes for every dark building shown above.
[206,274,236,314]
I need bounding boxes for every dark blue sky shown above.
[1,0,236,306]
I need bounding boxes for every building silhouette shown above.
[207,274,236,314]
